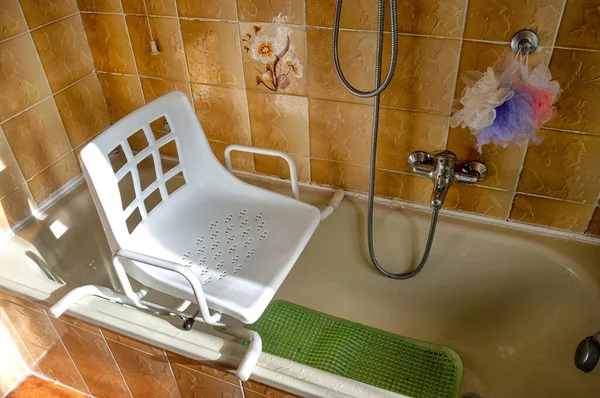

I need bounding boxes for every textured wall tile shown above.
[2,302,58,348]
[122,0,177,16]
[307,28,374,105]
[51,320,130,398]
[126,16,188,80]
[509,194,594,232]
[240,23,307,95]
[517,129,600,204]
[167,351,239,385]
[31,15,95,92]
[176,0,237,19]
[0,0,27,40]
[0,127,25,198]
[0,34,51,122]
[30,342,90,394]
[586,207,600,236]
[556,0,600,50]
[243,379,300,398]
[380,36,460,113]
[547,49,600,134]
[255,153,309,181]
[237,0,304,24]
[172,364,242,397]
[82,13,137,74]
[101,328,166,357]
[180,20,244,88]
[375,170,431,203]
[455,41,551,102]
[98,73,145,122]
[464,0,564,43]
[445,185,513,218]
[446,126,527,190]
[106,340,180,398]
[307,0,466,37]
[311,159,369,192]
[76,0,122,12]
[247,91,308,155]
[54,74,110,148]
[19,0,77,29]
[2,98,71,180]
[140,78,192,103]
[27,153,80,204]
[0,185,33,231]
[209,140,255,172]
[192,83,251,144]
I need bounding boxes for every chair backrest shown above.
[80,91,226,253]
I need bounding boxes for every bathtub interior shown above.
[2,172,600,398]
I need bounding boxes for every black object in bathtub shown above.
[249,300,463,398]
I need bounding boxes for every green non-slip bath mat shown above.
[250,301,462,398]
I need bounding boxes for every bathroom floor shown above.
[7,376,86,398]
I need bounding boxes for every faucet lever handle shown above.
[456,160,488,184]
[408,151,435,178]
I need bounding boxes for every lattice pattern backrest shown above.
[79,91,219,252]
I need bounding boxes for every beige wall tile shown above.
[122,0,176,15]
[127,16,188,80]
[181,20,244,88]
[464,0,564,43]
[243,379,300,398]
[76,0,122,12]
[556,0,600,50]
[445,185,513,218]
[27,153,80,204]
[306,0,466,37]
[82,13,137,74]
[240,23,307,95]
[380,35,460,113]
[0,185,33,231]
[446,126,527,190]
[517,129,600,204]
[31,15,95,92]
[172,363,243,397]
[237,0,304,25]
[510,194,594,233]
[309,98,372,165]
[0,34,51,122]
[255,153,309,181]
[106,340,180,398]
[586,207,600,236]
[176,0,237,19]
[209,140,255,172]
[0,127,25,198]
[375,170,431,204]
[311,159,369,192]
[2,98,71,180]
[307,28,374,105]
[140,78,192,103]
[54,74,110,148]
[19,0,76,29]
[547,49,600,135]
[192,83,251,144]
[98,73,145,123]
[247,91,308,155]
[0,0,27,41]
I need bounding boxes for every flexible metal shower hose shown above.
[332,0,440,279]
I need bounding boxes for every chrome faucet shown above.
[408,150,488,210]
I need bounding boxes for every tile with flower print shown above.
[0,0,27,41]
[241,24,306,95]
[510,194,594,233]
[556,0,600,51]
[180,20,244,88]
[237,0,304,25]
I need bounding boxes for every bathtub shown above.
[1,173,600,398]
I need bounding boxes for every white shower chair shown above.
[49,91,344,380]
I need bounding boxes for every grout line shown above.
[28,11,80,32]
[506,140,530,219]
[28,372,91,396]
[99,328,135,398]
[121,9,146,107]
[513,191,597,206]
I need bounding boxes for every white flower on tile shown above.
[282,56,303,78]
[251,35,278,64]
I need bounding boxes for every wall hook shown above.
[511,30,539,55]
